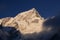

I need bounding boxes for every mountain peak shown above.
[0,8,45,34]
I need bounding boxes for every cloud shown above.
[0,25,21,40]
[43,16,60,27]
[43,16,60,40]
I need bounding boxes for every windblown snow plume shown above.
[0,8,60,40]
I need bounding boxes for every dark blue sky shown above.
[0,0,60,18]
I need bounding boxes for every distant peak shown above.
[31,8,36,11]
[0,8,44,34]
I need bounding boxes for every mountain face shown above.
[0,8,45,34]
[0,8,60,40]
